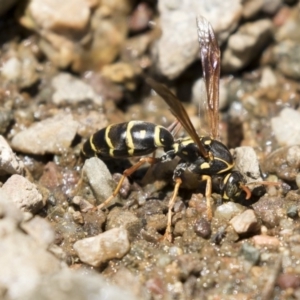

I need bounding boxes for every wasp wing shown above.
[146,77,208,159]
[197,16,220,140]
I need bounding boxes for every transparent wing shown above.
[197,16,220,139]
[146,77,209,159]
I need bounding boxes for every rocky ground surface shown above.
[1,0,300,299]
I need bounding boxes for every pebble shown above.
[72,195,94,212]
[28,0,90,32]
[156,0,242,79]
[274,41,300,80]
[222,19,273,72]
[263,145,300,181]
[73,227,130,267]
[287,205,298,219]
[1,175,45,213]
[0,135,24,175]
[230,209,260,235]
[277,273,300,290]
[52,73,103,106]
[193,218,211,239]
[81,157,116,204]
[106,207,143,241]
[241,243,260,265]
[252,235,280,247]
[214,202,246,221]
[252,196,285,228]
[11,113,78,155]
[271,108,300,146]
[0,108,13,135]
[232,146,263,183]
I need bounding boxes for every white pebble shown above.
[73,227,130,267]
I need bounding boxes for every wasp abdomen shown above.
[82,121,174,158]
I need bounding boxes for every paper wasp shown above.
[82,17,253,241]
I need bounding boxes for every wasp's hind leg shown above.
[97,156,159,210]
[202,175,213,221]
[164,177,182,242]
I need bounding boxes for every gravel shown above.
[73,227,131,267]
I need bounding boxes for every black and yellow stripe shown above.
[82,121,174,159]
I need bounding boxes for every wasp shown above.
[82,17,253,241]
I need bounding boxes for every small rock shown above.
[287,205,298,219]
[82,157,117,205]
[253,196,286,228]
[29,0,90,32]
[263,145,300,181]
[106,207,143,241]
[21,216,55,247]
[52,73,103,106]
[277,273,300,289]
[222,19,273,72]
[232,146,262,182]
[0,135,24,175]
[0,108,13,135]
[129,2,153,32]
[11,114,78,155]
[274,41,300,80]
[73,227,130,267]
[241,243,260,265]
[193,218,211,239]
[1,57,21,81]
[39,162,63,190]
[156,0,242,79]
[230,209,260,235]
[252,234,280,247]
[215,202,246,221]
[71,210,84,225]
[2,175,45,213]
[146,213,167,232]
[271,108,300,146]
[72,196,94,212]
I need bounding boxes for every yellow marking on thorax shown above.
[215,157,234,174]
[105,125,114,149]
[204,139,212,145]
[221,173,231,200]
[200,162,210,169]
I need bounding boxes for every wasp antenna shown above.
[240,184,252,200]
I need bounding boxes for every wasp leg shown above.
[97,157,159,210]
[164,177,182,242]
[202,175,213,221]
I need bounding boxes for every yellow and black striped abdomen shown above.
[82,121,174,158]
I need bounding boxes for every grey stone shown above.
[11,113,78,155]
[230,209,260,235]
[155,0,242,79]
[0,135,24,175]
[52,73,103,106]
[2,175,45,213]
[222,19,273,72]
[82,157,118,205]
[271,108,300,146]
